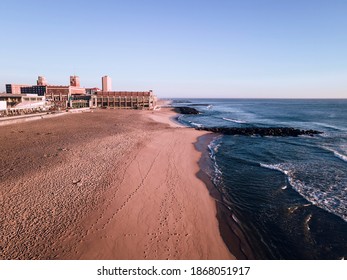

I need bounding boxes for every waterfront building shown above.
[0,93,45,109]
[96,90,156,110]
[4,75,156,110]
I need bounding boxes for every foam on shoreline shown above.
[195,133,255,259]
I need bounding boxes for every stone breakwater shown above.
[173,107,200,114]
[195,127,322,137]
[174,106,322,136]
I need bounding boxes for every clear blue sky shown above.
[0,0,346,98]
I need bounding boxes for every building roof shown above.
[0,93,24,98]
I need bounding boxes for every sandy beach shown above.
[0,108,234,260]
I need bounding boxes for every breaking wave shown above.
[207,137,223,187]
[222,117,247,124]
[322,146,347,163]
[260,162,347,222]
[187,121,203,128]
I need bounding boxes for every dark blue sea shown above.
[173,98,347,260]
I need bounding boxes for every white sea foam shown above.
[288,175,347,222]
[188,121,202,128]
[208,137,224,187]
[222,117,247,124]
[288,206,299,213]
[259,163,289,175]
[304,214,313,231]
[231,214,240,223]
[332,150,347,162]
[260,162,347,222]
[321,146,347,163]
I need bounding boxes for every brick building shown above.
[4,75,156,110]
[97,91,156,110]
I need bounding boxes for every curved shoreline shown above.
[154,106,254,259]
[147,108,235,259]
[0,108,233,259]
[195,134,255,260]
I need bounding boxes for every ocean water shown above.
[173,99,347,260]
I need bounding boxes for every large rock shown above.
[196,127,322,137]
[174,107,200,114]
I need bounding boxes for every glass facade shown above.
[20,86,46,96]
[5,84,12,93]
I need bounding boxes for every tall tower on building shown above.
[102,75,112,92]
[70,75,80,87]
[37,76,47,86]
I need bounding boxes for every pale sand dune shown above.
[0,109,234,259]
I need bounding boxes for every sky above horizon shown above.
[0,0,346,98]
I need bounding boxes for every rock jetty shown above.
[196,127,322,137]
[173,107,200,114]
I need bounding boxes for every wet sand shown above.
[0,108,234,260]
[195,134,255,260]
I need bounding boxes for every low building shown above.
[0,93,45,109]
[96,91,156,110]
[0,93,25,107]
[0,94,46,116]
